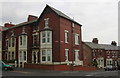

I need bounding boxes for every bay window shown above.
[41,49,52,62]
[41,31,52,44]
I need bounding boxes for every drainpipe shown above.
[71,22,74,71]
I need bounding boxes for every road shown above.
[1,68,120,78]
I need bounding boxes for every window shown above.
[12,52,14,60]
[65,30,69,43]
[75,34,79,45]
[47,50,51,61]
[107,51,110,58]
[19,35,27,46]
[24,51,27,60]
[65,49,69,61]
[41,49,52,62]
[9,38,11,47]
[41,31,52,43]
[42,50,46,61]
[42,32,46,43]
[47,32,50,43]
[99,52,102,56]
[20,51,22,60]
[23,35,26,46]
[6,40,8,49]
[44,18,49,27]
[12,37,15,47]
[20,36,22,45]
[75,50,79,61]
[33,35,38,46]
[93,52,96,57]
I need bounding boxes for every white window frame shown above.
[44,18,49,28]
[19,35,27,47]
[64,30,69,43]
[75,50,80,61]
[65,49,69,61]
[41,31,52,44]
[41,49,52,63]
[74,33,79,45]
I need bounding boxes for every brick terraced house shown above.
[2,5,84,69]
[83,38,120,68]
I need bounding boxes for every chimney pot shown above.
[111,41,117,46]
[92,38,98,44]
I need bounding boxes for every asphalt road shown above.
[1,68,120,78]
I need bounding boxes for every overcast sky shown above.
[0,0,119,45]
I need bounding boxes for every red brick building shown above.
[83,38,120,68]
[2,5,83,68]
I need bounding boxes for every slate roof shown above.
[3,5,82,31]
[3,19,37,31]
[47,5,82,26]
[84,42,119,50]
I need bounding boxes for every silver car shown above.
[104,65,116,71]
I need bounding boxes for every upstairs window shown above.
[23,35,26,46]
[19,35,27,46]
[33,34,39,46]
[12,37,15,47]
[20,36,22,45]
[44,18,49,28]
[75,34,79,45]
[65,30,69,43]
[41,31,52,44]
[9,38,11,47]
[42,32,46,43]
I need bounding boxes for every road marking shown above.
[85,72,97,76]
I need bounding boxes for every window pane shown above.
[47,56,50,61]
[42,32,46,43]
[47,50,51,61]
[12,38,14,47]
[23,36,26,46]
[20,36,22,45]
[12,52,14,60]
[42,57,46,61]
[42,32,46,37]
[42,50,46,55]
[24,51,26,60]
[47,31,50,43]
[65,32,68,43]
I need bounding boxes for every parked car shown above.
[0,61,14,71]
[104,65,117,71]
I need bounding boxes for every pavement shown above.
[1,67,120,78]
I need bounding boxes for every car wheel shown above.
[4,68,8,71]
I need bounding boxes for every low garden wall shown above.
[24,63,97,71]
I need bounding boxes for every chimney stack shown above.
[111,41,117,46]
[4,22,15,28]
[92,38,98,44]
[27,15,38,22]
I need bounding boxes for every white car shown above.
[104,65,117,71]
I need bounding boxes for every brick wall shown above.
[25,63,97,71]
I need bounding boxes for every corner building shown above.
[2,5,83,68]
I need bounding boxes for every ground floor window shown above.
[7,51,15,60]
[106,59,113,66]
[65,49,69,61]
[75,50,79,61]
[19,51,27,62]
[32,51,38,63]
[41,49,52,63]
